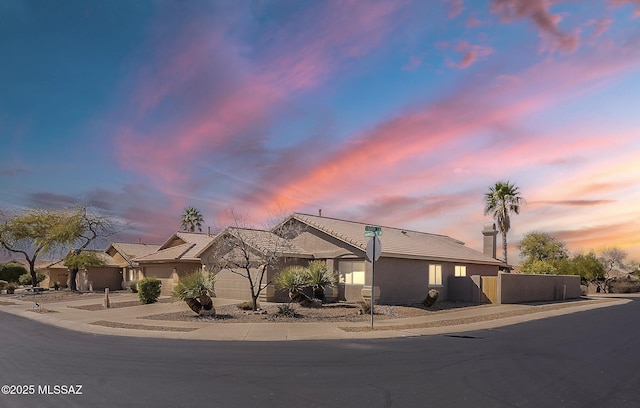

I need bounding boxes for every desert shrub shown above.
[172,271,215,301]
[0,263,27,283]
[0,280,7,291]
[359,300,372,315]
[18,272,46,286]
[274,266,308,295]
[609,279,640,293]
[237,301,257,311]
[6,283,17,294]
[137,278,162,304]
[306,261,336,301]
[276,303,299,318]
[127,281,138,293]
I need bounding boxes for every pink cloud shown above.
[466,16,483,28]
[447,0,465,18]
[446,41,494,69]
[237,39,640,219]
[491,0,580,53]
[403,56,423,71]
[592,18,614,38]
[113,1,410,192]
[610,0,640,18]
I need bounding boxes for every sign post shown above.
[365,226,382,328]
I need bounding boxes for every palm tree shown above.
[181,207,204,232]
[484,181,523,265]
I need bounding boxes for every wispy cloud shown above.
[610,0,640,18]
[491,0,580,53]
[446,41,494,69]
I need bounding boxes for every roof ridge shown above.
[294,212,452,239]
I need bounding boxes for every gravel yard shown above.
[141,301,486,324]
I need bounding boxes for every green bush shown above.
[0,280,8,291]
[0,263,28,283]
[6,283,17,294]
[137,278,162,304]
[18,272,46,286]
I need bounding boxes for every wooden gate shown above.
[481,276,498,304]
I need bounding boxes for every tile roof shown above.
[175,232,217,258]
[226,227,312,257]
[108,242,160,265]
[43,250,121,268]
[135,232,216,263]
[134,243,197,263]
[288,213,502,265]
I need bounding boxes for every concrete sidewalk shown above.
[0,292,630,341]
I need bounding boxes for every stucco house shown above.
[134,232,216,295]
[205,213,504,304]
[200,227,314,302]
[39,250,123,291]
[105,242,160,289]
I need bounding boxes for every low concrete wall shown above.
[498,272,581,304]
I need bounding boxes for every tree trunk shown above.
[29,260,37,287]
[68,267,79,291]
[502,232,508,265]
[185,298,202,314]
[313,287,325,302]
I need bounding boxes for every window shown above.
[455,265,467,277]
[429,264,442,286]
[339,260,365,285]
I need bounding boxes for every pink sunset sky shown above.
[1,0,639,263]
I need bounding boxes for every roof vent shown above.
[401,230,408,235]
[318,209,322,217]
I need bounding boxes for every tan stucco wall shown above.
[498,272,581,304]
[212,258,308,303]
[83,267,123,291]
[107,251,129,268]
[41,269,69,289]
[140,262,201,295]
[370,258,499,304]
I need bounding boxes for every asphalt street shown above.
[1,299,638,408]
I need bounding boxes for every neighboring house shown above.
[105,242,160,289]
[134,232,216,295]
[38,250,122,291]
[37,260,69,288]
[203,213,504,304]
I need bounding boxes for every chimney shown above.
[482,223,498,259]
[318,209,322,217]
[208,226,211,236]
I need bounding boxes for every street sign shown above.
[366,236,381,262]
[364,225,382,237]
